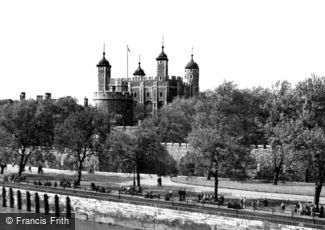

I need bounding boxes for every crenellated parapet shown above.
[94,91,133,101]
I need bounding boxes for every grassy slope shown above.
[172,176,325,196]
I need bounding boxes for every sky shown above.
[1,0,325,104]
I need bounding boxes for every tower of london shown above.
[93,44,200,126]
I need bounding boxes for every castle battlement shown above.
[130,76,156,82]
[170,76,183,82]
[94,91,133,100]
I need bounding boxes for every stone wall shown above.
[162,142,192,163]
[0,186,321,230]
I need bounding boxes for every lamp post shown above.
[133,164,136,187]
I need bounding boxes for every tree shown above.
[54,107,110,185]
[187,82,251,198]
[294,127,325,209]
[267,120,297,185]
[141,100,192,143]
[263,81,298,185]
[292,75,325,208]
[0,100,53,175]
[109,125,177,189]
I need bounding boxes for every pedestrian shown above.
[198,193,202,202]
[263,198,268,207]
[311,205,316,217]
[298,202,303,215]
[168,190,173,199]
[219,195,224,204]
[178,190,182,201]
[240,197,244,208]
[183,189,187,201]
[252,200,257,210]
[281,202,285,212]
[157,177,162,186]
[319,205,324,218]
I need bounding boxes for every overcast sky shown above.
[1,0,325,104]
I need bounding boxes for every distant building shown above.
[94,45,200,126]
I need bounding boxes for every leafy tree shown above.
[109,125,177,189]
[141,101,192,143]
[263,81,298,184]
[294,127,325,209]
[187,82,251,198]
[54,107,110,185]
[0,100,53,175]
[292,75,325,208]
[267,120,297,184]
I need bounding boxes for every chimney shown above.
[20,92,26,101]
[84,97,88,107]
[36,95,43,103]
[45,93,51,100]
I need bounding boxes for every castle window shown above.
[146,92,150,98]
[190,75,193,79]
[134,92,137,97]
[160,92,163,98]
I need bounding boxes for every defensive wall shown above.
[162,142,192,163]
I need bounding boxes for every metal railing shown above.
[1,180,325,229]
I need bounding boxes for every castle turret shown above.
[184,53,199,96]
[156,45,168,81]
[133,61,146,77]
[96,49,111,92]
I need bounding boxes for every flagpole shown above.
[127,45,129,79]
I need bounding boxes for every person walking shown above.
[240,197,244,208]
[281,202,285,212]
[298,202,303,215]
[243,197,246,208]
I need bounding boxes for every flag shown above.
[127,45,130,52]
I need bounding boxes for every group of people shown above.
[197,193,225,204]
[294,202,324,217]
[198,193,215,203]
[239,197,269,209]
[164,189,187,202]
[178,189,187,201]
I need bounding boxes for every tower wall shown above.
[157,60,168,80]
[94,92,133,126]
[185,68,199,96]
[98,66,111,91]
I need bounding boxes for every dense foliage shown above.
[1,75,325,206]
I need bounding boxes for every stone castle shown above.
[93,44,200,126]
